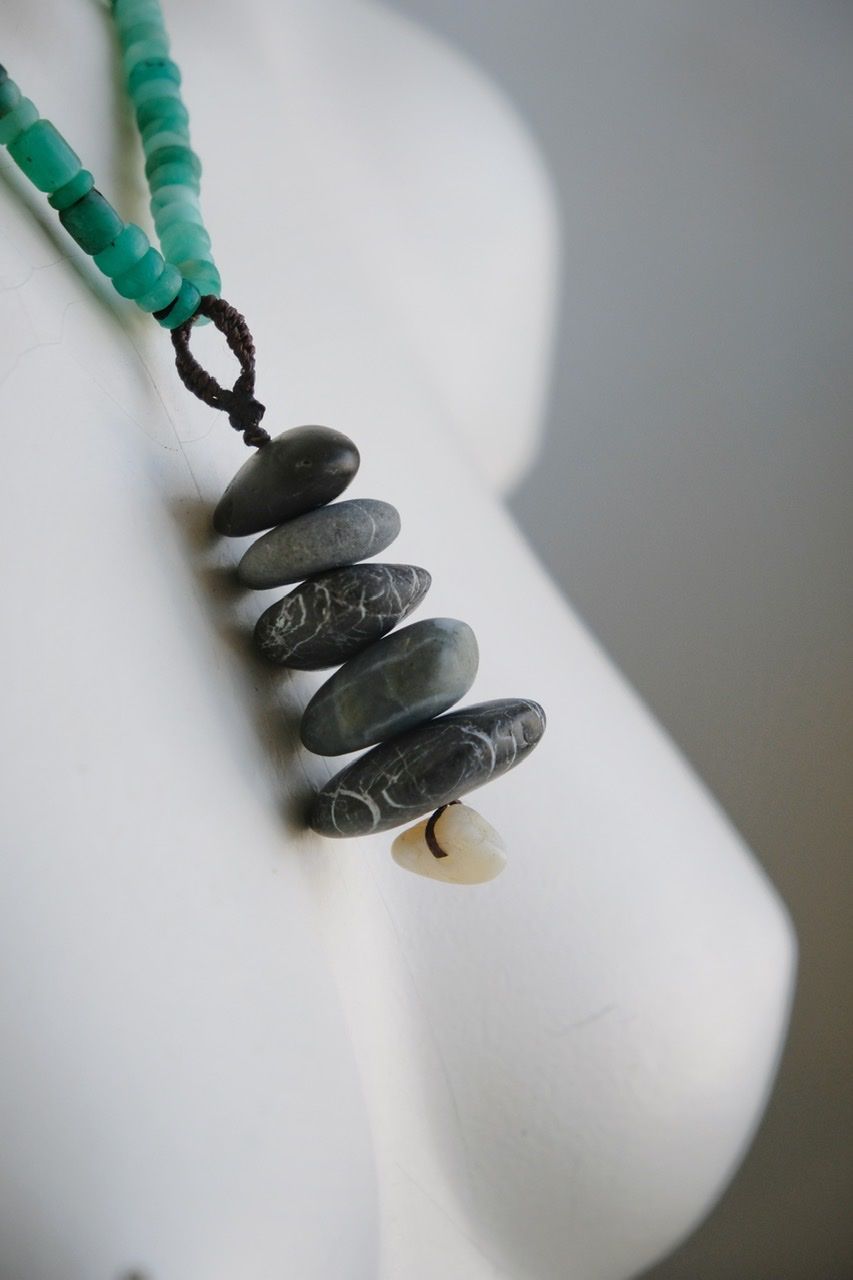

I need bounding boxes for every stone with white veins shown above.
[308,697,546,836]
[238,498,401,589]
[300,617,478,755]
[253,563,432,669]
[391,801,507,884]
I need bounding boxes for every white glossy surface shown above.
[0,1,795,1277]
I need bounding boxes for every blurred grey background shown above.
[384,1,852,1276]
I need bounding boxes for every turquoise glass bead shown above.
[0,76,21,117]
[59,190,124,255]
[150,183,200,211]
[128,57,180,96]
[145,144,200,181]
[122,38,170,71]
[0,97,38,147]
[148,161,200,191]
[48,168,94,211]
[131,77,181,108]
[155,277,201,329]
[160,222,211,261]
[154,200,205,233]
[140,126,189,153]
[136,95,189,131]
[113,246,166,299]
[179,258,222,296]
[93,222,149,277]
[134,261,181,313]
[8,119,81,192]
[119,21,166,49]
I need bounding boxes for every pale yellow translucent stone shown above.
[391,803,507,885]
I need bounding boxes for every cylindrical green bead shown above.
[59,190,125,255]
[154,201,205,234]
[93,222,149,278]
[8,119,81,192]
[148,161,200,191]
[0,76,21,117]
[115,4,164,35]
[135,95,189,131]
[48,168,95,211]
[179,258,222,296]
[133,261,181,313]
[160,223,211,262]
[128,57,180,96]
[0,96,38,147]
[145,144,200,182]
[131,77,181,108]
[113,246,166,299]
[155,277,201,328]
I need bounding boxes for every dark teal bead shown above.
[113,246,165,298]
[128,57,180,96]
[144,144,200,181]
[154,277,201,328]
[0,76,21,117]
[136,95,189,131]
[93,222,149,278]
[48,168,94,211]
[59,190,125,255]
[8,119,81,192]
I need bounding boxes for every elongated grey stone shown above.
[309,698,546,836]
[301,617,479,755]
[238,499,400,589]
[213,425,360,537]
[254,563,432,669]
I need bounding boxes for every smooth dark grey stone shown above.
[238,499,401,589]
[309,698,546,836]
[301,617,479,755]
[253,563,432,669]
[213,425,360,537]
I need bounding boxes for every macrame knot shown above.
[170,294,271,449]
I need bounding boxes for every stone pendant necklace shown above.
[0,0,546,884]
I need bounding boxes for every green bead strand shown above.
[0,76,22,117]
[135,95,189,132]
[8,119,80,192]
[128,58,180,97]
[160,222,211,262]
[59,189,124,255]
[48,168,94,211]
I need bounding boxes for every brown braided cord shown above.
[169,295,270,448]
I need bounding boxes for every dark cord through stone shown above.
[168,295,270,448]
[425,800,461,858]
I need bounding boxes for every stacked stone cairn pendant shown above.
[214,425,546,884]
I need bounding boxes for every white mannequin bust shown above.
[0,2,795,1277]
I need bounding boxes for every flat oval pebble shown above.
[213,425,360,537]
[309,697,546,836]
[391,802,508,884]
[300,617,479,755]
[253,563,432,669]
[237,499,401,589]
